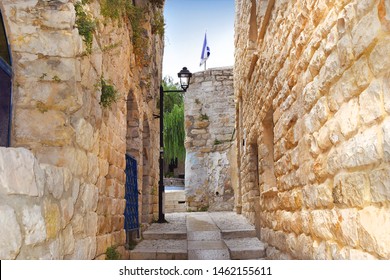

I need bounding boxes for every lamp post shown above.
[158,67,192,223]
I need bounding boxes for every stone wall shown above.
[0,0,163,259]
[184,67,236,211]
[235,0,390,259]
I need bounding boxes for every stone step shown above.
[224,238,267,260]
[221,228,257,239]
[188,240,230,260]
[129,239,187,260]
[143,230,187,240]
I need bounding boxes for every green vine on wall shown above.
[75,1,96,54]
[99,1,148,65]
[151,11,165,38]
[99,77,119,108]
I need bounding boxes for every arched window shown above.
[0,10,12,147]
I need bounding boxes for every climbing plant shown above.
[75,1,96,54]
[99,77,119,108]
[99,0,158,66]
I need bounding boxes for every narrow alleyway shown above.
[129,212,266,260]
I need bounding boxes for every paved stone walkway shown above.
[129,212,267,260]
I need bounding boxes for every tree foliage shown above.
[162,77,185,162]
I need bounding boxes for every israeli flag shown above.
[200,32,210,67]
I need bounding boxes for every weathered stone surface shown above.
[335,98,359,138]
[369,167,390,202]
[185,69,235,211]
[41,164,64,200]
[14,108,74,146]
[67,237,97,260]
[22,205,46,245]
[0,148,44,197]
[60,225,75,257]
[37,147,88,177]
[338,208,359,248]
[60,197,74,228]
[369,36,390,75]
[0,0,163,260]
[327,126,381,173]
[351,7,381,57]
[382,117,390,162]
[359,79,383,125]
[334,172,371,207]
[75,119,95,152]
[358,206,390,258]
[0,205,22,259]
[44,200,61,240]
[235,0,390,260]
[79,184,99,214]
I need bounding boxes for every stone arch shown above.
[0,8,12,147]
[126,89,141,162]
[141,113,152,223]
[261,107,276,192]
[249,0,258,43]
[235,94,244,213]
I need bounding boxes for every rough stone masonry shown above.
[184,67,237,212]
[0,0,163,259]
[235,0,390,259]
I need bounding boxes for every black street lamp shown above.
[158,67,192,223]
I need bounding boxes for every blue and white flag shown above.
[200,32,210,67]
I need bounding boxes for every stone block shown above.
[11,29,81,57]
[337,208,359,248]
[369,167,390,202]
[16,80,83,113]
[359,79,384,125]
[44,200,61,240]
[22,205,47,245]
[0,205,22,259]
[310,210,337,240]
[79,184,99,213]
[333,172,371,207]
[351,7,381,57]
[0,147,44,197]
[369,36,390,76]
[41,8,75,30]
[67,237,97,260]
[382,117,390,162]
[352,55,373,91]
[37,147,88,177]
[87,153,99,184]
[60,197,74,229]
[41,164,64,200]
[75,118,95,152]
[358,206,390,259]
[335,98,359,138]
[60,225,75,256]
[14,108,73,146]
[327,126,381,173]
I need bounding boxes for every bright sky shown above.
[163,0,235,82]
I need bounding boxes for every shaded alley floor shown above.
[129,212,266,260]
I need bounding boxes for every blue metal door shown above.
[124,154,139,232]
[0,11,12,147]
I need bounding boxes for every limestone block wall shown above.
[184,67,236,211]
[0,0,163,259]
[235,0,390,259]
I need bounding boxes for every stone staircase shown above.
[129,212,267,260]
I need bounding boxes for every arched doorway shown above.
[0,10,12,147]
[141,114,152,223]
